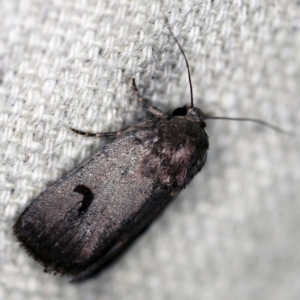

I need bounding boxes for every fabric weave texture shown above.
[1,0,299,299]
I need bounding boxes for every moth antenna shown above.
[206,116,293,136]
[164,16,194,108]
[163,15,290,136]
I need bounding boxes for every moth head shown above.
[172,105,188,116]
[172,105,206,124]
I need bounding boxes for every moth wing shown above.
[14,128,172,277]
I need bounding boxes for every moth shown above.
[13,18,287,281]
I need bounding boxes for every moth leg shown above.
[70,128,126,138]
[71,78,168,137]
[132,78,169,118]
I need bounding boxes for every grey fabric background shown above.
[1,0,299,299]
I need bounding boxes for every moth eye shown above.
[73,184,94,216]
[172,106,188,116]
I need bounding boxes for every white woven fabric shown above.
[1,0,300,299]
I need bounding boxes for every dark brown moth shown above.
[13,18,288,282]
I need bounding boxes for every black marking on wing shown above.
[74,184,94,216]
